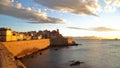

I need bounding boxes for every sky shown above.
[1,0,120,39]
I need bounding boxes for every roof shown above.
[0,28,11,31]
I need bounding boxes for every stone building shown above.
[0,28,12,41]
[0,28,26,41]
[0,28,74,46]
[17,33,24,40]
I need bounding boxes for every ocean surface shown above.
[21,40,120,68]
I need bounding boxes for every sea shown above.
[21,39,120,68]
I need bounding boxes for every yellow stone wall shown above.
[18,34,24,40]
[2,39,50,58]
[6,30,12,35]
[6,35,12,41]
[11,36,17,41]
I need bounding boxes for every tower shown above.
[57,29,59,33]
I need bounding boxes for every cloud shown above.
[34,0,101,16]
[104,5,113,12]
[0,0,66,24]
[0,0,11,5]
[91,27,119,32]
[103,0,120,12]
[67,26,119,32]
[104,0,112,4]
[113,0,120,7]
[15,3,22,9]
[67,27,88,30]
[29,18,67,24]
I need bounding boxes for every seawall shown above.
[50,37,75,46]
[2,39,50,58]
[0,43,26,68]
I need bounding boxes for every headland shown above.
[0,28,77,68]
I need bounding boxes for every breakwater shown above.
[2,39,50,58]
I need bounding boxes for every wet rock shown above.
[39,52,42,55]
[54,49,58,51]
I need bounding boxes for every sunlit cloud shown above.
[15,3,22,9]
[0,0,67,24]
[67,26,119,32]
[101,0,120,13]
[91,27,119,32]
[29,18,67,24]
[0,0,11,5]
[67,27,88,30]
[26,7,32,11]
[34,0,101,16]
[104,5,112,12]
[104,0,112,4]
[103,0,120,12]
[113,0,120,7]
[104,5,116,12]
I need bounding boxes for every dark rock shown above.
[54,49,58,51]
[31,55,34,58]
[39,52,42,55]
[17,65,24,68]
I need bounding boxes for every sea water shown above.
[21,39,120,68]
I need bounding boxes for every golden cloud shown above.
[0,0,67,24]
[104,0,112,4]
[67,26,119,32]
[104,5,112,12]
[34,0,101,16]
[91,27,119,32]
[113,0,120,7]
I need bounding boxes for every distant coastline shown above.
[71,36,120,40]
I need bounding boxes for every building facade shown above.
[0,28,28,42]
[0,28,74,46]
[0,28,12,41]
